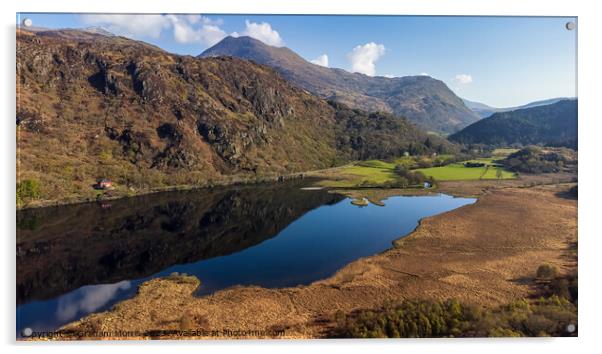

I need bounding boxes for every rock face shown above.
[16,29,452,203]
[200,36,480,133]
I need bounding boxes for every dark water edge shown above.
[16,180,475,335]
[17,174,315,211]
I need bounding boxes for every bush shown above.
[333,295,576,338]
[536,264,558,280]
[417,159,433,169]
[16,179,41,205]
[394,165,427,187]
[503,147,567,174]
[464,162,486,168]
[331,264,577,338]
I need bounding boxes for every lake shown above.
[16,181,475,335]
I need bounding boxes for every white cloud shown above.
[78,15,287,49]
[238,20,284,47]
[452,74,473,85]
[383,74,395,78]
[419,72,430,76]
[166,15,227,46]
[80,14,171,39]
[180,14,223,27]
[347,42,386,76]
[79,14,227,46]
[310,54,329,67]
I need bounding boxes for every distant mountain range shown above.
[450,99,577,148]
[200,36,480,133]
[463,97,575,118]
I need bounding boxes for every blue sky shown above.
[18,13,576,107]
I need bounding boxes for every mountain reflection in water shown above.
[17,180,475,334]
[17,181,342,304]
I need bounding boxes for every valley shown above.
[15,20,578,341]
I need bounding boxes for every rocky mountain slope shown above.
[450,100,577,148]
[17,29,451,205]
[200,36,480,133]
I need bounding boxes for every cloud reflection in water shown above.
[55,281,131,322]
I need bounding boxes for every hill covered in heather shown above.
[16,29,452,205]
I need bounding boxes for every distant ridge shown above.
[463,97,575,118]
[201,36,480,133]
[450,99,577,148]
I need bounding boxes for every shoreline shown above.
[17,163,577,211]
[53,180,577,340]
[16,171,315,211]
[16,162,362,211]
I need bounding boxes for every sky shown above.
[17,13,577,108]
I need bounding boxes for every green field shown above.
[317,159,400,188]
[416,157,516,181]
[318,155,516,188]
[337,163,398,185]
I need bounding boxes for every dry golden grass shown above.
[56,183,577,340]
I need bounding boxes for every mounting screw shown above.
[567,324,576,333]
[21,327,33,337]
[565,21,575,31]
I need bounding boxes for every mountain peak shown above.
[200,36,478,133]
[223,35,264,44]
[201,35,300,63]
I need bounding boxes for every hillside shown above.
[463,97,574,118]
[449,100,577,148]
[200,36,480,133]
[16,29,449,205]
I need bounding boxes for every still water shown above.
[16,181,474,334]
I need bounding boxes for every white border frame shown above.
[3,1,601,353]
